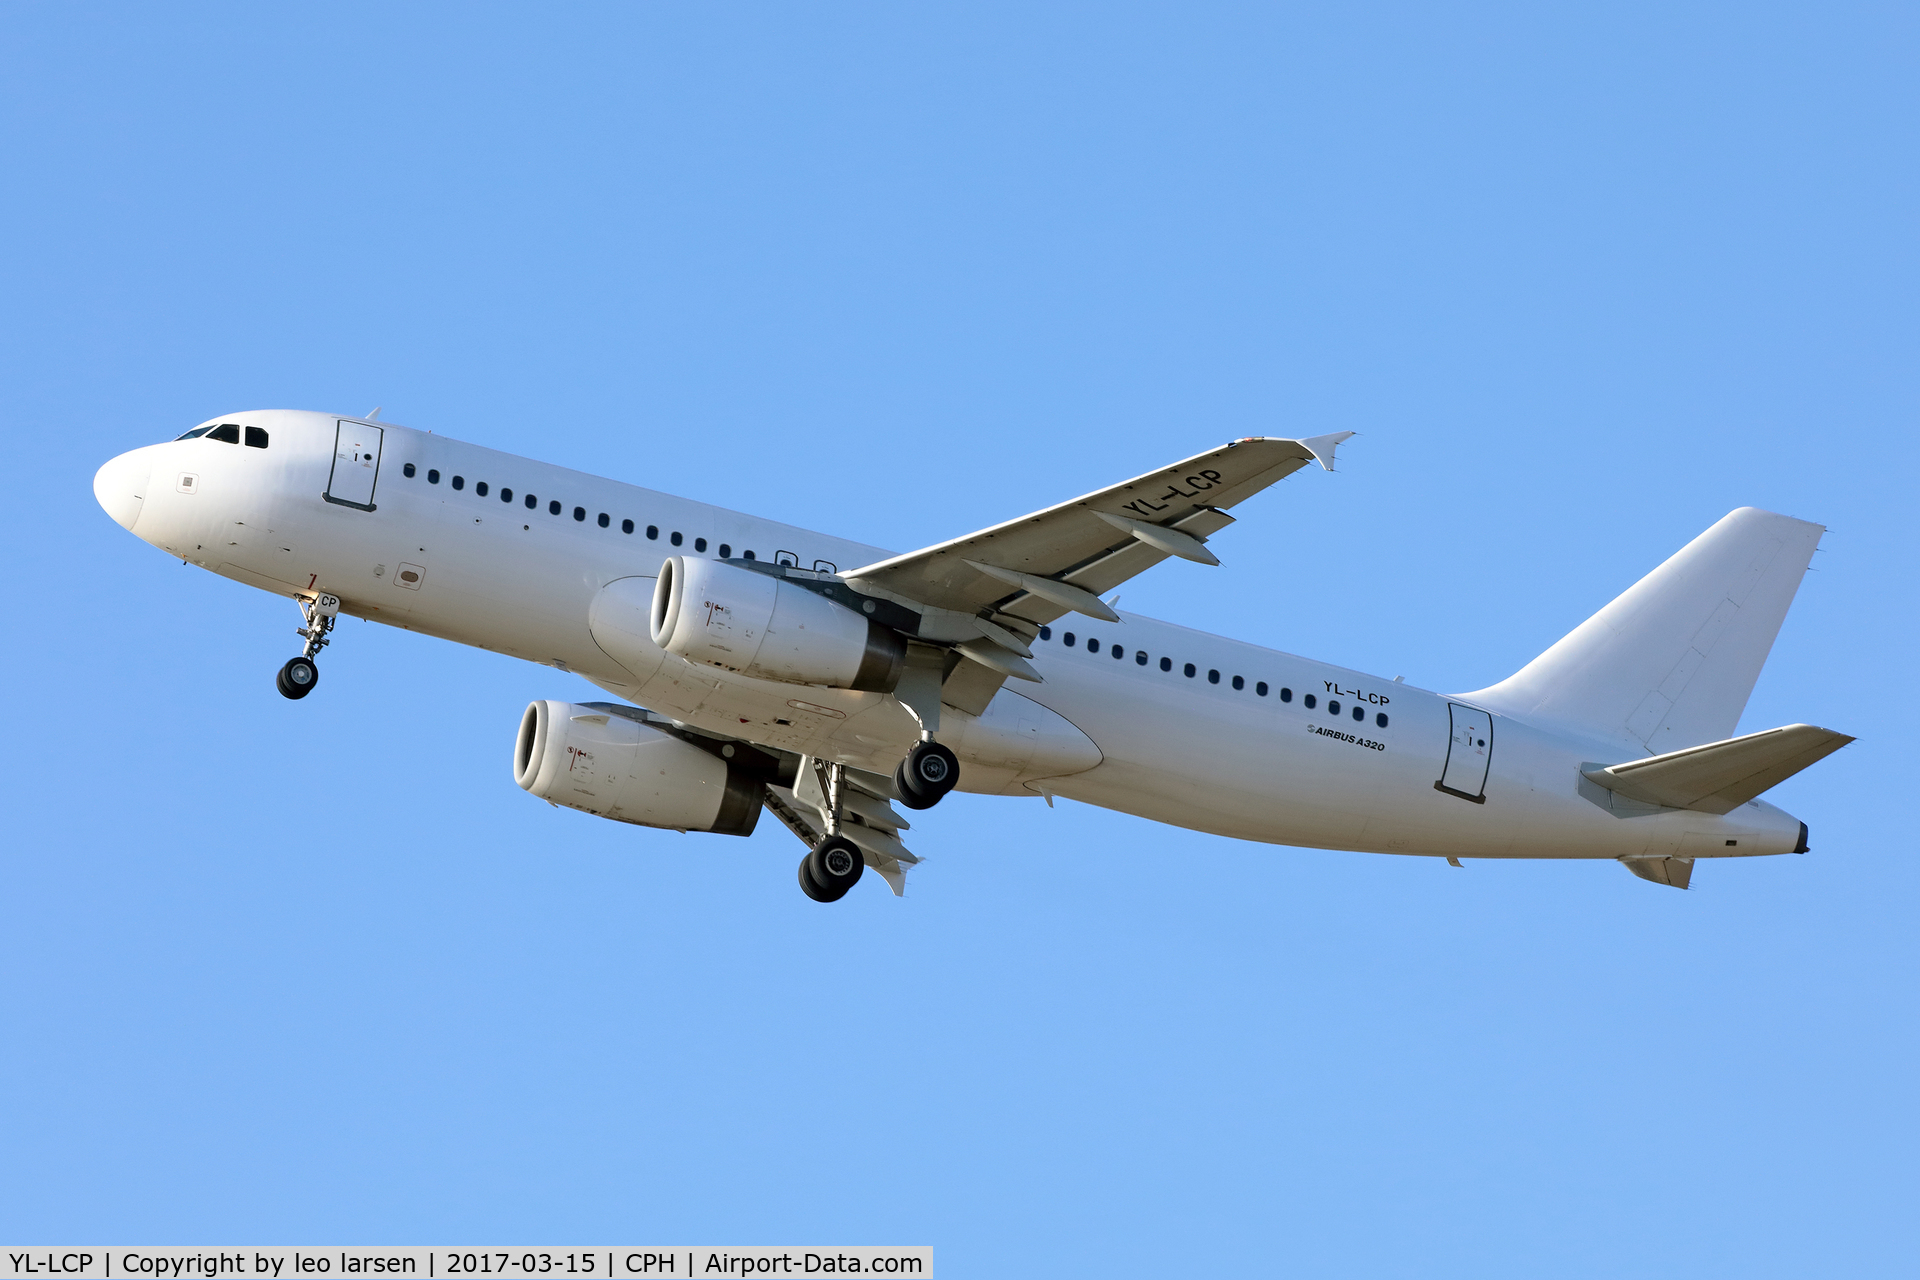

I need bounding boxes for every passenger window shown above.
[1352,706,1365,721]
[1087,637,1099,652]
[718,543,731,557]
[1063,632,1076,647]
[573,507,586,522]
[1280,687,1292,702]
[646,525,658,539]
[1256,682,1268,697]
[403,463,416,478]
[452,476,465,490]
[1039,626,1052,641]
[599,513,611,528]
[245,426,269,449]
[1303,693,1316,708]
[1376,713,1389,728]
[1208,669,1220,684]
[670,531,683,546]
[1184,663,1196,677]
[501,488,513,503]
[1159,657,1172,672]
[1135,650,1147,665]
[428,469,440,484]
[1329,700,1341,715]
[743,550,755,560]
[623,519,635,534]
[476,481,489,497]
[1231,675,1244,690]
[694,537,706,551]
[525,494,536,509]
[208,424,240,444]
[776,551,798,567]
[814,559,837,574]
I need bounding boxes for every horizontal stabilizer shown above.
[1622,856,1694,890]
[1584,723,1853,815]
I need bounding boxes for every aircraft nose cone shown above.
[94,449,151,531]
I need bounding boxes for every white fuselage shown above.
[95,410,1805,864]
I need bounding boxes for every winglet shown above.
[1297,431,1355,472]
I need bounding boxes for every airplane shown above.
[92,410,1851,900]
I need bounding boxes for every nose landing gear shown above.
[276,656,319,699]
[277,592,340,701]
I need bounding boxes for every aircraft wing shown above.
[843,432,1353,634]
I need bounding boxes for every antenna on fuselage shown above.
[366,406,383,421]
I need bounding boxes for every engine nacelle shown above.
[513,700,762,836]
[649,556,904,691]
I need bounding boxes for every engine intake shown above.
[650,556,904,691]
[513,700,763,836]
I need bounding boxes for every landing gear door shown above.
[1435,703,1492,803]
[325,420,384,511]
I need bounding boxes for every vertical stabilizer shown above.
[1466,508,1824,753]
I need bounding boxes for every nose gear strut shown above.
[277,592,340,700]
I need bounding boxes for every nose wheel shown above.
[277,592,340,701]
[276,656,319,699]
[895,740,960,810]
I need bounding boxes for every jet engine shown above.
[513,700,763,836]
[649,556,904,691]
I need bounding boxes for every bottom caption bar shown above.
[2,1252,930,1279]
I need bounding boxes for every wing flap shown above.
[1621,856,1695,889]
[1584,723,1853,815]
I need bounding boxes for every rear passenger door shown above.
[1435,703,1493,803]
[325,420,384,511]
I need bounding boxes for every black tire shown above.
[808,835,865,897]
[277,656,319,700]
[894,761,938,810]
[798,854,838,902]
[896,741,959,809]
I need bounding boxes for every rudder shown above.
[1466,508,1825,753]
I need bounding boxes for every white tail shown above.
[1466,507,1825,753]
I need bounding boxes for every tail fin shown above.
[1467,508,1825,753]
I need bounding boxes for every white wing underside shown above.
[845,433,1354,629]
[841,432,1353,704]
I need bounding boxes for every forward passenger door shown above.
[325,420,384,511]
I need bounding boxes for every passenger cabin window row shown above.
[176,423,269,448]
[399,462,756,563]
[1035,624,1389,728]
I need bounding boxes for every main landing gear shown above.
[277,592,340,701]
[799,834,866,903]
[798,759,868,903]
[894,739,959,810]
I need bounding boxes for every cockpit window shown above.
[244,426,268,449]
[174,427,212,440]
[207,424,240,444]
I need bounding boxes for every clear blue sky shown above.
[2,4,1914,1275]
